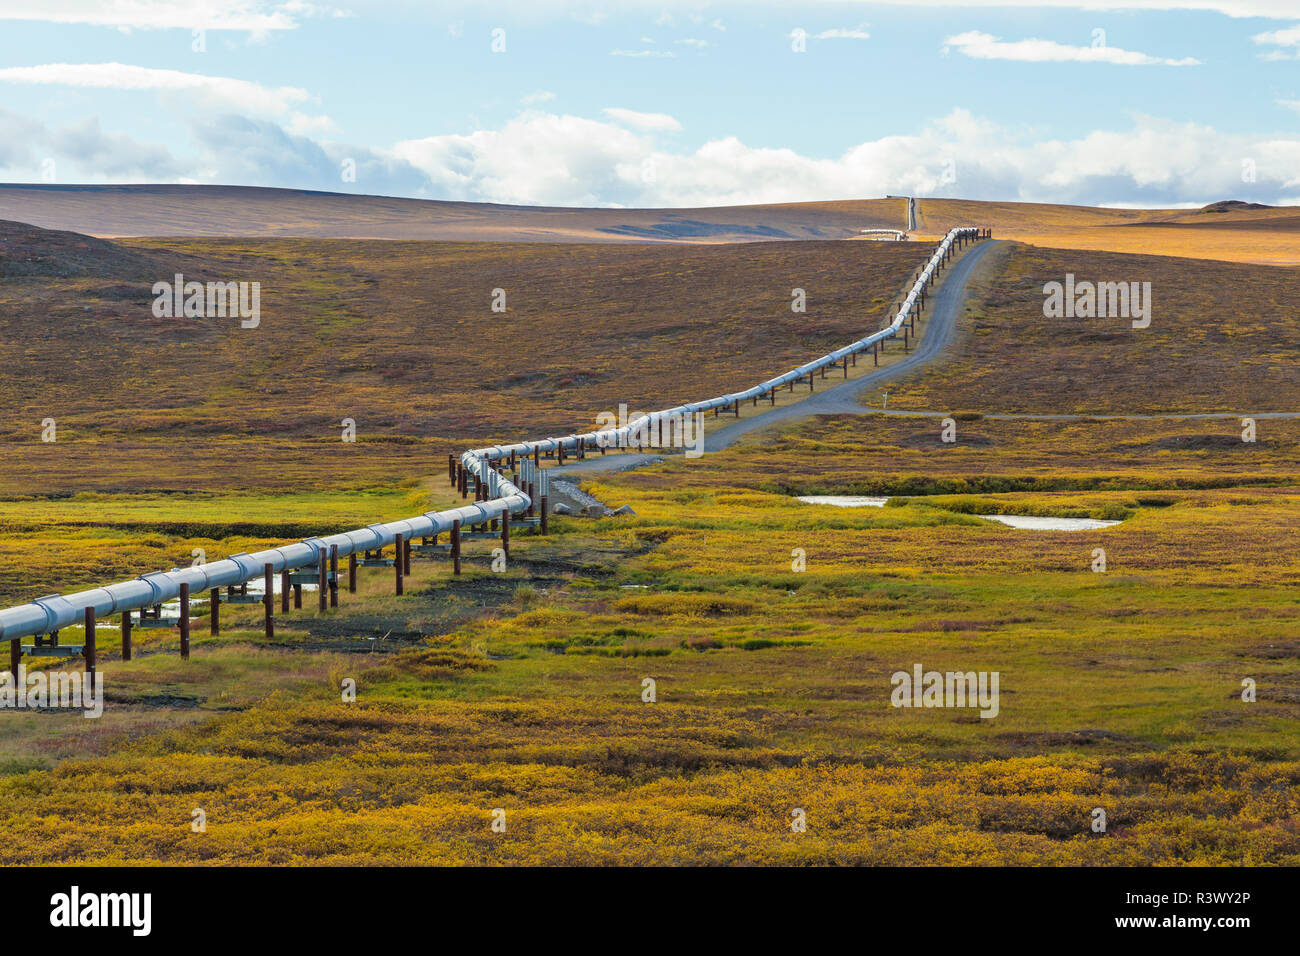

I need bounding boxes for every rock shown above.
[580,505,610,517]
[612,505,637,517]
[551,502,574,515]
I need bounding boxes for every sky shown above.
[0,0,1298,208]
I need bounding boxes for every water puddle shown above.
[796,495,888,508]
[979,515,1120,531]
[796,495,1121,531]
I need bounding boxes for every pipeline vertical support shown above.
[348,553,357,593]
[541,495,549,535]
[281,570,290,614]
[293,579,302,610]
[121,611,132,661]
[330,545,340,608]
[403,537,411,576]
[179,583,190,660]
[501,509,510,559]
[318,549,328,612]
[83,606,96,676]
[451,521,461,576]
[9,637,19,677]
[395,533,404,596]
[210,588,220,635]
[264,563,275,639]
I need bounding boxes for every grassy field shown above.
[0,220,1297,865]
[2,468,1297,864]
[920,198,1300,267]
[879,240,1300,415]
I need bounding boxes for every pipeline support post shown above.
[395,533,405,596]
[121,611,132,661]
[9,638,18,678]
[501,509,510,559]
[210,588,219,635]
[330,545,340,608]
[179,583,190,660]
[451,521,461,576]
[83,607,96,676]
[281,570,290,613]
[541,495,549,535]
[348,553,357,593]
[264,563,275,639]
[318,549,328,612]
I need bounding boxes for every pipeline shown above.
[0,227,988,643]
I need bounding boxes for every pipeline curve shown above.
[0,227,988,642]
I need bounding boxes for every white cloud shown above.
[813,27,870,40]
[944,30,1200,65]
[677,37,708,47]
[4,101,1298,210]
[0,0,341,31]
[602,107,682,131]
[287,112,338,136]
[438,1,1300,19]
[609,48,674,57]
[0,62,316,115]
[391,112,648,205]
[1254,24,1300,45]
[380,107,1300,208]
[1254,23,1300,57]
[522,90,556,104]
[0,106,181,180]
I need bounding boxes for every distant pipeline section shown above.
[0,227,989,645]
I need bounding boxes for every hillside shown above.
[0,185,906,243]
[0,221,933,496]
[920,197,1300,266]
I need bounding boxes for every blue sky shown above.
[0,0,1298,207]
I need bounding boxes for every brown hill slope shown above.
[0,184,905,243]
[919,198,1300,266]
[0,223,931,451]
